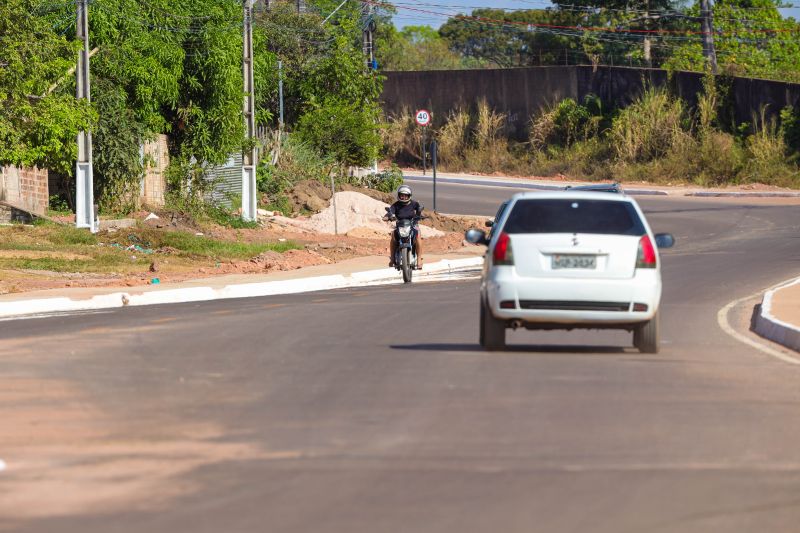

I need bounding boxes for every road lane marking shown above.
[718,284,800,365]
[0,459,6,472]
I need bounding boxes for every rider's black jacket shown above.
[387,200,423,220]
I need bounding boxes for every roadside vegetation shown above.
[2,0,389,223]
[383,76,800,188]
[4,0,800,232]
[0,222,299,275]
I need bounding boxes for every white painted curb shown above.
[754,278,800,353]
[0,257,484,319]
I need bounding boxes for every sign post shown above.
[431,140,437,212]
[415,109,431,176]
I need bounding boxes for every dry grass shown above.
[381,89,800,189]
[436,108,470,169]
[381,108,422,165]
[611,88,688,163]
[464,99,512,172]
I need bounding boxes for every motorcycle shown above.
[385,210,426,283]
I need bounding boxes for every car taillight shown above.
[636,235,657,268]
[493,232,514,265]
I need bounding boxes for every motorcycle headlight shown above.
[398,226,412,238]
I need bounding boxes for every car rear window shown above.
[502,199,646,236]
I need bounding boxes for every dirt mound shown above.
[288,180,332,214]
[308,191,445,238]
[425,212,488,234]
[287,180,395,215]
[270,191,445,238]
[339,184,394,204]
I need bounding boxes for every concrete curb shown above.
[0,257,484,319]
[754,278,800,352]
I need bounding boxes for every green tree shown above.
[377,25,468,70]
[0,0,95,173]
[664,0,800,82]
[296,15,382,168]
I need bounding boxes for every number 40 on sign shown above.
[415,109,431,127]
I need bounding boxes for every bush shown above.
[48,194,71,214]
[743,110,797,187]
[350,164,404,193]
[530,96,602,152]
[257,134,334,216]
[611,88,689,163]
[296,99,381,169]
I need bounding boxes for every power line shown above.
[374,0,800,36]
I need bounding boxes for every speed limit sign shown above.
[415,109,431,127]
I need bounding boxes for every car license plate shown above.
[552,254,596,269]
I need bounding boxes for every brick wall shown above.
[1,165,48,215]
[141,134,169,208]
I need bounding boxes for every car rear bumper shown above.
[485,268,661,325]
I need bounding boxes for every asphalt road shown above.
[2,183,800,532]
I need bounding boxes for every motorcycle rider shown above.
[383,185,424,268]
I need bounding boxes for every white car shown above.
[466,191,675,353]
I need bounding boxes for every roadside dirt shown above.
[0,187,484,295]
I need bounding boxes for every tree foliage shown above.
[664,0,800,82]
[0,0,96,173]
[295,15,382,168]
[377,25,477,70]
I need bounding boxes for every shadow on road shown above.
[390,343,627,354]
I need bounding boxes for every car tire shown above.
[634,313,660,354]
[480,297,506,351]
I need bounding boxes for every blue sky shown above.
[392,0,800,29]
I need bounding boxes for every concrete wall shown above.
[0,165,48,216]
[140,134,169,208]
[382,66,800,138]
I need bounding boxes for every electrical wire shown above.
[372,0,800,35]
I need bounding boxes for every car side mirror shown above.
[465,228,489,246]
[485,220,494,228]
[654,233,675,248]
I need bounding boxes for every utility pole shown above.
[75,0,96,232]
[362,1,379,173]
[643,0,652,68]
[361,2,376,71]
[278,60,284,129]
[700,0,718,74]
[242,0,257,222]
[296,0,305,14]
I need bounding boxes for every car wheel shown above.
[480,297,506,351]
[633,313,660,354]
[401,248,412,283]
